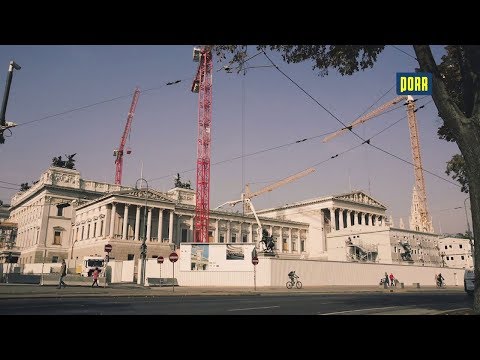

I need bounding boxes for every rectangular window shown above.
[53,231,61,245]
[208,231,214,243]
[449,245,452,248]
[242,234,248,243]
[93,223,97,238]
[127,254,135,261]
[292,240,296,251]
[181,228,188,242]
[87,224,91,239]
[446,256,450,260]
[219,235,224,243]
[52,256,58,263]
[100,221,104,236]
[451,256,454,260]
[444,245,448,249]
[461,256,465,260]
[459,244,463,249]
[81,226,84,240]
[231,235,236,243]
[282,238,288,251]
[301,240,305,252]
[76,228,79,241]
[56,206,63,217]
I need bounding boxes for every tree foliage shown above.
[446,154,469,193]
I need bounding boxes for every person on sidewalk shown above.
[389,273,395,287]
[91,267,100,287]
[384,272,390,287]
[57,259,67,289]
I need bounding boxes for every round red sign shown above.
[157,256,164,264]
[169,252,179,263]
[252,257,259,265]
[104,244,112,253]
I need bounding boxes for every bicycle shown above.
[436,281,446,288]
[286,276,303,289]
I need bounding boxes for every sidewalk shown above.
[0,283,466,299]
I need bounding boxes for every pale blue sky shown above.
[0,45,470,234]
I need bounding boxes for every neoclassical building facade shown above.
[71,186,309,262]
[256,190,443,267]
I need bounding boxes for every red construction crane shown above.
[191,46,213,243]
[323,95,433,233]
[114,87,140,185]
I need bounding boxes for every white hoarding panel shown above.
[180,243,256,272]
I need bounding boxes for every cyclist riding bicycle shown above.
[437,273,444,287]
[288,270,298,284]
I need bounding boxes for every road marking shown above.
[318,306,401,315]
[228,305,280,312]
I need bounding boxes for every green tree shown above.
[214,45,480,312]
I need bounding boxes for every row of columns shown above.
[110,203,174,243]
[329,208,384,231]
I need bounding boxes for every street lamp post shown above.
[136,178,148,286]
[0,60,21,144]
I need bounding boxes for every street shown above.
[0,291,472,315]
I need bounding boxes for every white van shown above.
[81,256,105,277]
[464,268,474,296]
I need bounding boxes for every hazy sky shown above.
[0,45,471,234]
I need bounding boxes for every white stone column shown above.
[146,207,152,241]
[226,221,231,243]
[122,204,129,240]
[278,227,283,252]
[157,208,163,242]
[168,210,174,243]
[340,209,345,229]
[215,219,219,243]
[109,203,116,238]
[297,230,302,254]
[329,208,335,231]
[134,206,140,241]
[190,217,194,242]
[249,223,253,242]
[288,228,292,253]
[346,210,351,228]
[361,212,365,226]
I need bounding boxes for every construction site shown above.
[0,46,473,287]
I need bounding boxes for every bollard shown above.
[400,282,404,289]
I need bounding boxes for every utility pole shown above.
[0,60,21,144]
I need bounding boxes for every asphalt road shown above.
[0,291,472,315]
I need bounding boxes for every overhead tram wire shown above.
[12,52,264,129]
[149,100,450,186]
[261,52,455,188]
[390,45,418,61]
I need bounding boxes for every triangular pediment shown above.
[115,189,175,203]
[333,191,387,209]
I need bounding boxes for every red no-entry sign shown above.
[104,244,112,253]
[157,256,164,264]
[169,252,179,263]
[252,256,259,265]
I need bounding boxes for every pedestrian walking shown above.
[57,259,67,289]
[389,273,395,287]
[384,272,390,286]
[91,267,100,287]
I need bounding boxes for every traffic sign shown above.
[104,244,112,253]
[157,256,164,264]
[169,252,179,263]
[252,256,259,265]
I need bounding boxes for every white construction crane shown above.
[214,167,315,248]
[323,95,433,232]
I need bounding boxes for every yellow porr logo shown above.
[396,72,432,95]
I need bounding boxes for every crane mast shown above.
[406,96,432,232]
[191,46,213,243]
[114,87,140,185]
